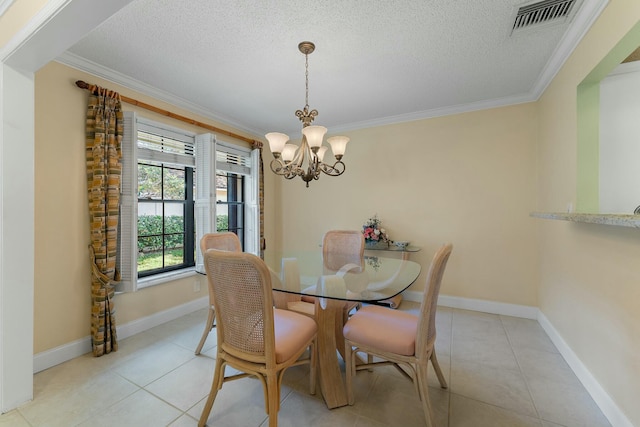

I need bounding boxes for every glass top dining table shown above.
[264,249,422,303]
[262,249,422,409]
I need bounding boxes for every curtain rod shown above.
[75,80,260,146]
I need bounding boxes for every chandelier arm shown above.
[270,158,301,180]
[269,158,286,174]
[270,159,289,176]
[289,165,305,179]
[318,160,346,177]
[293,137,310,166]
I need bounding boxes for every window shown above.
[137,160,195,276]
[216,173,245,245]
[214,144,254,248]
[193,138,259,272]
[118,112,260,291]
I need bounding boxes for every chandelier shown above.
[265,41,349,187]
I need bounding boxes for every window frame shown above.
[136,161,195,278]
[215,171,245,247]
[119,112,260,292]
[120,113,198,290]
[215,140,259,255]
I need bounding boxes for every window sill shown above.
[137,268,198,290]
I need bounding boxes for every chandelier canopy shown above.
[265,41,349,187]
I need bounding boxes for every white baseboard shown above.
[404,292,631,426]
[33,296,208,374]
[32,336,93,374]
[116,296,208,340]
[403,291,539,319]
[537,312,633,427]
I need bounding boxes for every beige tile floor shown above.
[1,303,611,427]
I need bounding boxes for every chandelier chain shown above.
[305,52,312,111]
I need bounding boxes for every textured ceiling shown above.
[62,0,604,138]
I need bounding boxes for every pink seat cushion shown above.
[343,305,418,356]
[274,308,317,363]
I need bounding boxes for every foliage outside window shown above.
[135,123,197,277]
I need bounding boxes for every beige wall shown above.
[33,61,263,353]
[537,1,640,425]
[274,104,540,307]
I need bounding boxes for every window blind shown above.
[137,119,195,167]
[216,141,251,175]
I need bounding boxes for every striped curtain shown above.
[251,140,266,257]
[85,85,123,356]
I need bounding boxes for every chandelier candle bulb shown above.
[281,144,298,162]
[265,132,289,155]
[301,125,327,150]
[316,146,328,162]
[327,136,349,159]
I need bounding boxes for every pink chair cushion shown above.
[273,308,317,363]
[343,305,418,356]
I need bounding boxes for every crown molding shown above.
[530,0,609,99]
[62,50,536,137]
[56,51,262,138]
[329,93,535,134]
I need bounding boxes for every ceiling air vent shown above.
[512,0,576,31]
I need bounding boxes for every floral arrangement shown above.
[362,214,390,243]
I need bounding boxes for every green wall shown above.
[576,20,640,211]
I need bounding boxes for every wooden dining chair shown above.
[343,243,453,427]
[194,232,242,355]
[199,249,317,427]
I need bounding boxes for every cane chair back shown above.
[322,230,364,318]
[199,249,317,427]
[200,231,242,254]
[322,230,365,273]
[194,232,242,355]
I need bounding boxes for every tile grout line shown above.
[498,315,544,424]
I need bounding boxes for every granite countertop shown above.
[530,212,640,228]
